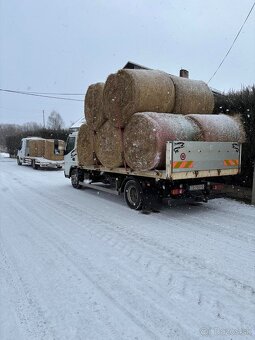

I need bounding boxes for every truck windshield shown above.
[65,137,75,154]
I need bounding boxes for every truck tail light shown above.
[211,183,224,191]
[171,188,185,196]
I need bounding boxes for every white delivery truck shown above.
[64,131,242,210]
[17,137,64,170]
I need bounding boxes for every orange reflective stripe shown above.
[224,159,239,167]
[173,161,194,169]
[173,161,182,168]
[186,161,193,168]
[179,162,187,169]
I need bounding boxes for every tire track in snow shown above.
[1,186,158,339]
[2,186,163,339]
[11,180,254,334]
[15,178,255,303]
[13,196,191,339]
[162,203,255,245]
[0,237,56,340]
[4,164,255,337]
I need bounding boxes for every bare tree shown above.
[22,122,42,131]
[47,111,65,130]
[0,124,21,151]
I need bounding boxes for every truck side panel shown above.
[166,141,241,179]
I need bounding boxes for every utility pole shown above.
[43,110,45,128]
[252,164,255,205]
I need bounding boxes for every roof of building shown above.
[70,116,86,131]
[123,61,151,70]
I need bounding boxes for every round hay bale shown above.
[103,69,175,128]
[187,114,246,142]
[124,112,200,171]
[95,120,123,168]
[84,82,106,131]
[170,75,214,114]
[77,123,96,166]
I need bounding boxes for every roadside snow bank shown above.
[0,152,10,158]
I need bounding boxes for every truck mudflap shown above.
[166,141,241,180]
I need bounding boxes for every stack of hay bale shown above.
[78,69,245,171]
[27,138,65,161]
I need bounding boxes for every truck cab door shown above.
[64,135,77,177]
[18,139,26,160]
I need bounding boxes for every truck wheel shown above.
[17,157,22,165]
[124,179,143,210]
[71,169,82,189]
[32,160,38,170]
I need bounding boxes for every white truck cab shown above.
[17,138,29,162]
[17,137,44,162]
[64,131,78,177]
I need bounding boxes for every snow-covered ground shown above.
[0,155,254,340]
[0,152,9,158]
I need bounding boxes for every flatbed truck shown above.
[17,137,64,170]
[64,131,241,210]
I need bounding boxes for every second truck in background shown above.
[17,137,65,169]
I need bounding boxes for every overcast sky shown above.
[0,0,254,126]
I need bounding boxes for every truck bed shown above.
[80,141,241,181]
[24,157,64,168]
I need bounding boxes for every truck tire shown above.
[124,179,143,210]
[71,169,83,189]
[17,157,22,165]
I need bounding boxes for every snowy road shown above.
[0,155,255,340]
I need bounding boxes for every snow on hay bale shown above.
[187,114,246,142]
[44,139,65,161]
[27,139,45,157]
[170,75,214,114]
[124,112,200,171]
[103,69,175,128]
[84,82,106,131]
[77,123,96,166]
[95,120,123,168]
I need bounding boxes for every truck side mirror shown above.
[18,142,22,151]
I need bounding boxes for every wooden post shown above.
[252,165,255,205]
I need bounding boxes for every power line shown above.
[28,91,83,96]
[0,88,83,102]
[208,1,255,84]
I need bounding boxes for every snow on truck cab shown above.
[17,137,65,170]
[64,131,242,211]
